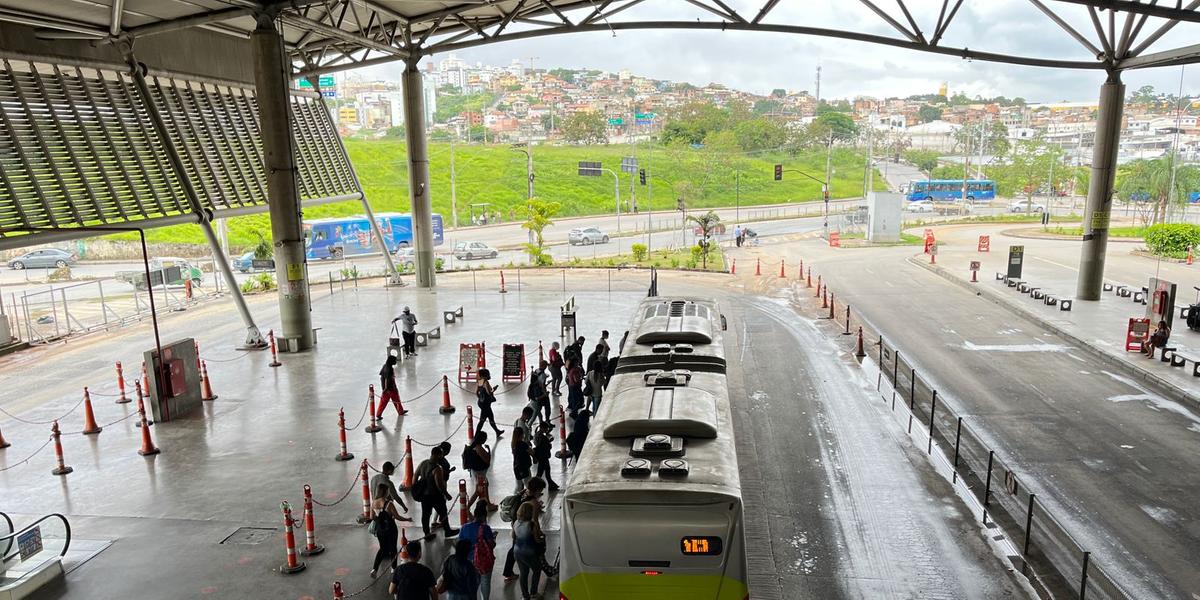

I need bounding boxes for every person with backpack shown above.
[585,344,607,413]
[369,482,402,579]
[513,501,548,600]
[566,409,591,462]
[513,406,535,447]
[376,354,408,419]
[527,362,551,424]
[533,421,559,492]
[474,368,504,438]
[437,538,481,600]
[463,431,495,511]
[499,476,545,582]
[457,503,496,599]
[510,427,534,495]
[413,446,458,540]
[565,357,585,417]
[547,341,564,396]
[389,540,436,600]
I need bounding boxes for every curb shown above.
[909,255,1200,413]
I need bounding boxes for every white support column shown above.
[1076,72,1125,301]
[402,59,436,288]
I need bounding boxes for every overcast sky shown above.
[355,0,1199,103]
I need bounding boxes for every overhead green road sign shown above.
[607,117,624,125]
[297,75,336,88]
[635,112,656,119]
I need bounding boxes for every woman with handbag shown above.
[474,368,504,438]
[369,482,402,579]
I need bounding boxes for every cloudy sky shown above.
[357,0,1199,102]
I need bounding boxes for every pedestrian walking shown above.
[392,307,419,358]
[369,482,402,579]
[389,540,437,600]
[566,409,591,462]
[457,503,497,600]
[413,446,459,540]
[463,431,495,510]
[547,342,564,396]
[437,538,481,600]
[510,427,533,495]
[598,330,610,359]
[527,362,551,424]
[513,502,550,600]
[377,355,408,419]
[370,461,410,518]
[585,344,607,414]
[474,368,504,438]
[499,477,545,583]
[734,224,744,247]
[533,421,559,492]
[566,358,585,417]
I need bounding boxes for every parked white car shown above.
[1009,200,1046,213]
[568,227,609,245]
[906,200,934,213]
[453,241,498,260]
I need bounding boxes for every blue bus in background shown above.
[1190,191,1200,203]
[304,213,444,260]
[907,179,996,202]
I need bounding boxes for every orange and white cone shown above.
[141,362,149,397]
[499,271,508,294]
[200,360,217,401]
[779,259,786,278]
[755,258,761,276]
[365,385,383,433]
[300,485,325,556]
[400,437,414,491]
[333,582,345,599]
[115,361,130,404]
[269,329,282,367]
[51,420,72,476]
[81,387,102,435]
[555,404,572,459]
[356,460,373,524]
[730,259,736,274]
[137,401,160,456]
[855,327,867,358]
[335,408,354,462]
[279,501,307,574]
[466,406,475,443]
[0,424,10,449]
[439,375,456,414]
[457,479,470,526]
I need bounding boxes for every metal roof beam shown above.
[280,12,407,58]
[858,0,919,43]
[110,0,123,36]
[1117,41,1200,69]
[127,7,254,38]
[1049,0,1200,23]
[1027,0,1103,57]
[752,0,782,24]
[1128,0,1200,55]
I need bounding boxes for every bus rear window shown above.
[571,505,730,568]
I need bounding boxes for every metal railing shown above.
[0,513,71,582]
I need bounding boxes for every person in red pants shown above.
[377,354,408,418]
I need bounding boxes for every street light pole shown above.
[735,170,740,223]
[601,167,622,232]
[824,131,834,238]
[450,138,458,228]
[511,143,533,200]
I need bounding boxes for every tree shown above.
[548,68,575,83]
[1116,153,1200,224]
[903,149,941,173]
[661,101,730,145]
[918,105,943,123]
[522,198,561,265]
[561,111,608,144]
[385,125,405,138]
[814,112,858,142]
[771,88,786,98]
[998,138,1064,208]
[1130,85,1157,106]
[686,211,722,269]
[753,99,782,116]
[732,117,789,151]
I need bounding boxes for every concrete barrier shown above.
[443,306,464,324]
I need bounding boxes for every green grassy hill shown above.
[125,140,880,248]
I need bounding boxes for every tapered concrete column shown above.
[253,14,313,349]
[402,59,436,288]
[1076,72,1124,301]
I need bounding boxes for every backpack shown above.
[499,493,522,522]
[527,375,543,400]
[411,460,433,500]
[471,525,496,574]
[462,445,486,471]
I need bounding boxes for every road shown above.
[746,235,1200,599]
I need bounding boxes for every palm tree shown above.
[1116,153,1200,225]
[686,210,722,269]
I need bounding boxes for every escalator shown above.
[0,511,70,600]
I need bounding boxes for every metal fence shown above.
[818,288,1130,600]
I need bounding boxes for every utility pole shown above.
[863,113,875,199]
[815,63,822,107]
[450,138,458,228]
[735,170,740,223]
[823,130,834,238]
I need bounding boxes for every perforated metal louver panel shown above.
[0,61,360,244]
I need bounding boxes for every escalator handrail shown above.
[0,513,71,563]
[0,511,13,558]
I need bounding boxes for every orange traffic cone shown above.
[400,436,414,490]
[779,260,786,278]
[81,387,102,435]
[499,271,508,294]
[855,327,867,358]
[730,259,736,274]
[439,375,456,414]
[200,361,217,401]
[755,258,761,276]
[0,423,10,449]
[137,402,160,456]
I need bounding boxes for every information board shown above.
[829,232,841,247]
[1007,245,1025,279]
[502,344,526,382]
[458,343,485,382]
[18,526,42,561]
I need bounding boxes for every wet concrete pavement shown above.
[741,234,1200,599]
[0,267,1033,599]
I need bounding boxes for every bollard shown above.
[806,267,812,288]
[466,406,475,443]
[855,327,866,358]
[400,437,415,491]
[555,404,572,459]
[439,375,456,414]
[798,259,804,278]
[457,479,470,525]
[815,275,822,297]
[194,340,201,371]
[51,420,72,475]
[137,399,160,456]
[843,305,852,335]
[115,361,130,404]
[200,360,218,401]
[134,380,151,428]
[268,329,282,367]
[499,271,508,294]
[928,390,938,454]
[971,268,978,283]
[279,501,307,574]
[81,387,102,435]
[301,485,325,556]
[828,292,835,319]
[821,286,828,308]
[141,362,149,396]
[365,385,383,433]
[0,424,9,449]
[779,259,786,278]
[335,408,354,461]
[755,258,761,276]
[333,582,344,600]
[730,258,736,274]
[356,460,373,524]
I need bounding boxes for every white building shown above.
[905,120,961,151]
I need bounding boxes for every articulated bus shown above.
[303,213,444,260]
[560,298,748,600]
[906,179,996,202]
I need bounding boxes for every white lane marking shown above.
[961,341,1070,352]
[1031,256,1079,272]
[1103,371,1200,431]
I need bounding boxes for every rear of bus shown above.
[560,491,747,600]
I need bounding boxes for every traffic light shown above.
[774,164,783,181]
[676,198,685,211]
[639,168,646,185]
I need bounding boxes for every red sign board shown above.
[924,232,936,254]
[1125,318,1150,352]
[978,235,991,252]
[458,343,486,382]
[829,232,841,247]
[969,261,981,271]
